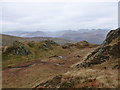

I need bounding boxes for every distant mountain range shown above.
[2,31,47,37]
[2,29,110,44]
[60,29,110,44]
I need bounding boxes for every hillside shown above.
[2,28,119,88]
[2,38,98,88]
[1,34,27,46]
[1,34,76,47]
[35,28,120,88]
[75,28,120,68]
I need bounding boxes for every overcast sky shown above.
[0,0,119,32]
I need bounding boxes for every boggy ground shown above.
[2,46,97,88]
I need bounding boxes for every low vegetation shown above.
[2,28,119,88]
[3,39,95,68]
[35,28,120,88]
[2,40,68,67]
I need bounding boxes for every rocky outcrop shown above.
[3,41,31,56]
[103,28,120,45]
[62,41,90,49]
[76,28,120,68]
[40,40,59,50]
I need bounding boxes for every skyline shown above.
[0,1,118,32]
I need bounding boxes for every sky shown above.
[0,0,119,32]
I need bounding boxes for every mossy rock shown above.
[39,40,59,50]
[75,41,89,48]
[3,41,31,56]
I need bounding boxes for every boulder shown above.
[3,41,31,56]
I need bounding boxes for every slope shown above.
[35,28,120,88]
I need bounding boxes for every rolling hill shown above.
[1,34,27,46]
[1,34,76,46]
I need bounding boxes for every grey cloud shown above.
[1,2,118,32]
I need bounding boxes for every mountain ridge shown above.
[2,29,110,44]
